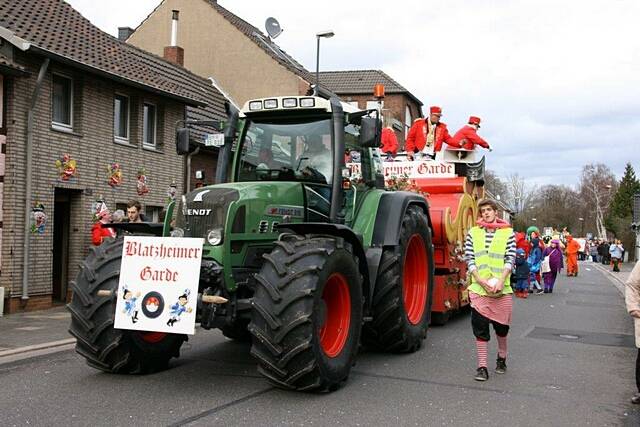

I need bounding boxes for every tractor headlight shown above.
[170,227,184,238]
[207,228,223,246]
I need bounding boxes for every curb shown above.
[0,337,76,358]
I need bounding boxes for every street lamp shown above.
[314,30,335,96]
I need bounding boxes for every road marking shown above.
[14,326,45,331]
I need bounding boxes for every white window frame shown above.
[405,105,412,138]
[51,73,73,132]
[143,102,157,148]
[113,93,130,143]
[365,100,383,111]
[145,205,163,223]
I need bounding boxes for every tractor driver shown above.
[298,134,332,185]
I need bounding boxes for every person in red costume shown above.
[380,127,398,157]
[91,202,116,246]
[405,106,455,159]
[450,116,491,151]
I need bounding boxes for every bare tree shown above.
[578,163,617,240]
[505,173,537,214]
[483,169,509,201]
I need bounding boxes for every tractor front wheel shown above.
[363,206,434,352]
[249,235,363,392]
[67,238,186,373]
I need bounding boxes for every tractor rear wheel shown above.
[67,238,186,373]
[249,235,363,392]
[363,206,434,352]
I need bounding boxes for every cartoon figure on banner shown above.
[166,180,178,204]
[30,203,47,234]
[122,287,141,324]
[167,289,193,327]
[54,153,77,181]
[107,162,122,187]
[137,167,149,196]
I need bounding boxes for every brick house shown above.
[0,0,227,313]
[126,0,318,106]
[319,70,423,149]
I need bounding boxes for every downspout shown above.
[22,58,49,300]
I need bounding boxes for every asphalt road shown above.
[1,263,639,426]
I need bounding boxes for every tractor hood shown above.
[176,182,306,238]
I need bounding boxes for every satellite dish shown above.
[265,17,283,39]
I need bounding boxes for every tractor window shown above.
[237,118,333,184]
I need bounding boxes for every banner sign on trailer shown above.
[347,160,456,179]
[114,236,204,335]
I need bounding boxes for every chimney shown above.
[118,27,134,42]
[163,10,184,66]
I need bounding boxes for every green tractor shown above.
[68,95,434,391]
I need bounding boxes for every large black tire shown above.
[67,238,186,373]
[363,206,434,352]
[249,235,363,392]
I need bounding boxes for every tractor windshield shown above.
[236,117,333,185]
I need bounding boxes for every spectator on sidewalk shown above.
[610,239,624,272]
[542,239,564,293]
[589,241,599,262]
[126,199,146,223]
[602,240,611,265]
[464,198,516,382]
[624,261,640,404]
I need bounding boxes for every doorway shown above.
[52,189,75,302]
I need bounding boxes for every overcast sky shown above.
[67,0,640,188]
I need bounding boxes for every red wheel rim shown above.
[402,234,428,325]
[138,331,167,343]
[319,273,351,358]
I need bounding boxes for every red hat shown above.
[469,116,481,127]
[429,106,442,115]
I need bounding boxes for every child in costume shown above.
[513,249,530,298]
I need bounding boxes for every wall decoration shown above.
[166,179,178,204]
[55,153,77,181]
[136,167,149,196]
[107,162,122,187]
[30,202,47,234]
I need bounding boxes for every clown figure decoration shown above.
[30,203,47,234]
[137,167,149,196]
[107,162,122,187]
[167,289,193,327]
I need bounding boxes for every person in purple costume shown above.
[542,239,564,293]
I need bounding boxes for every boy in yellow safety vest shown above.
[464,198,516,381]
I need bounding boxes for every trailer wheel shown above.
[249,235,363,392]
[363,206,434,352]
[67,238,186,374]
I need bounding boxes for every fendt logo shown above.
[186,208,212,216]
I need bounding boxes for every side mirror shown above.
[176,128,190,155]
[359,117,379,147]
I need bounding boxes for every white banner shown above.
[114,236,204,335]
[347,160,456,179]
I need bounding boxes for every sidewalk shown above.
[589,259,635,295]
[0,305,74,355]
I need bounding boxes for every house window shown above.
[52,74,73,130]
[114,94,130,142]
[366,100,383,111]
[145,205,163,223]
[143,103,157,147]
